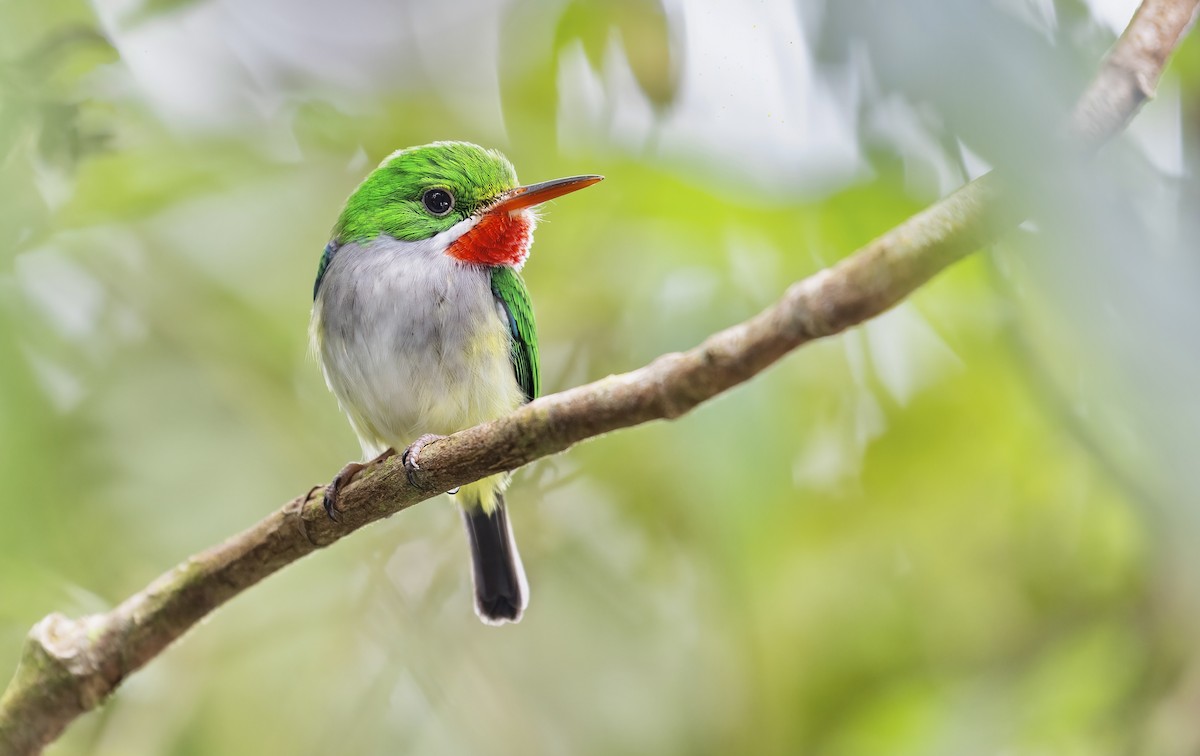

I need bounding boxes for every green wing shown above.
[490,266,540,402]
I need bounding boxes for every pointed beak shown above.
[488,174,604,215]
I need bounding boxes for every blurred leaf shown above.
[0,25,114,168]
[119,0,207,29]
[555,0,679,108]
[1172,18,1200,81]
[56,142,277,227]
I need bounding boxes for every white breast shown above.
[312,233,524,458]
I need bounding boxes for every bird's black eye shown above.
[422,188,455,216]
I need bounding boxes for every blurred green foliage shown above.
[2,0,1199,754]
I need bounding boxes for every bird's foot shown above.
[322,448,396,522]
[402,433,446,490]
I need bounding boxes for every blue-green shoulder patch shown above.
[313,240,341,300]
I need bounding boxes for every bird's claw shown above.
[402,433,445,489]
[321,448,396,523]
[322,461,364,523]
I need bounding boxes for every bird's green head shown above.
[334,141,520,243]
[315,141,600,298]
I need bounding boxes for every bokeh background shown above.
[3,0,1200,753]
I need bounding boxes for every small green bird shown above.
[311,141,601,624]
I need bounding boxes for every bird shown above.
[310,141,601,624]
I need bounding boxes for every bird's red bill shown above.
[489,174,604,214]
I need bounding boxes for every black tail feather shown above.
[461,494,527,624]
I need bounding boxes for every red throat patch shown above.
[447,211,534,267]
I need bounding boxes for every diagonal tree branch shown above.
[2,1,1196,752]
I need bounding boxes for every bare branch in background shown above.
[1,0,1196,752]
